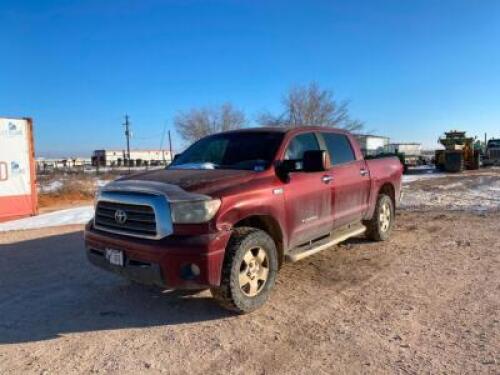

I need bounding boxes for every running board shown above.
[285,224,366,263]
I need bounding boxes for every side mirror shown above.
[303,150,328,172]
[275,160,296,181]
[173,153,182,162]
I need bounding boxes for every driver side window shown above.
[285,133,320,159]
[284,133,320,170]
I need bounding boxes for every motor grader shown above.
[434,131,481,172]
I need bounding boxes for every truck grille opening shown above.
[95,201,157,237]
[490,149,500,159]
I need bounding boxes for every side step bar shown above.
[285,223,366,263]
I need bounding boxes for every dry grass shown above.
[37,173,111,210]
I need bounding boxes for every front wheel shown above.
[211,227,278,313]
[364,194,394,241]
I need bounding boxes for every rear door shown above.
[282,132,334,248]
[320,132,371,227]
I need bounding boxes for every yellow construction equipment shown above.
[435,131,480,172]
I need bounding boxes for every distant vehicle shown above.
[435,130,481,172]
[482,139,500,166]
[85,127,403,313]
[387,143,426,170]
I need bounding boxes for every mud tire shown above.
[210,227,278,314]
[364,194,394,242]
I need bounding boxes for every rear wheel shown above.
[211,227,278,313]
[471,150,480,170]
[365,194,394,241]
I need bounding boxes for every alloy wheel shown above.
[238,246,269,297]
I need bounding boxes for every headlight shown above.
[170,199,221,224]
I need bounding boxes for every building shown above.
[91,149,172,167]
[36,157,92,171]
[0,117,38,221]
[354,134,390,156]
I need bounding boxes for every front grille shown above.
[95,200,157,237]
[490,149,500,159]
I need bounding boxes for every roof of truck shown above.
[221,126,351,135]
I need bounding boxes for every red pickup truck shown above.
[85,127,403,313]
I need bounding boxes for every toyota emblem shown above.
[114,209,128,225]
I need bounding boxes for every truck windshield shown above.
[169,131,284,171]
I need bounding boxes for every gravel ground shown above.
[0,209,499,374]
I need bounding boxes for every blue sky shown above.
[1,0,499,157]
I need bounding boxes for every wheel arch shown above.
[366,181,396,220]
[233,215,284,268]
[378,182,396,208]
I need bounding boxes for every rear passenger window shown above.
[284,133,319,161]
[323,133,356,165]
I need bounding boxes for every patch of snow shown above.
[439,182,464,190]
[402,172,447,184]
[38,180,64,193]
[95,179,111,188]
[0,206,94,232]
[401,181,500,212]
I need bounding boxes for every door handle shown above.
[360,168,369,177]
[321,175,334,184]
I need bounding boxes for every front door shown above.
[282,132,333,248]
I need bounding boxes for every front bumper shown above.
[86,248,166,287]
[483,159,500,166]
[84,222,230,289]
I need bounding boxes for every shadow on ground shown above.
[0,231,231,344]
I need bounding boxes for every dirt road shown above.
[0,209,498,374]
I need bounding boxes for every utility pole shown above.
[123,114,131,173]
[168,130,173,163]
[160,123,167,165]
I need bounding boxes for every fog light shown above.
[180,263,200,280]
[190,264,200,276]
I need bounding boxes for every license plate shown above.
[105,249,124,266]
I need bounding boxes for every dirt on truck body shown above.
[85,127,403,312]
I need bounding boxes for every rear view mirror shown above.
[303,150,328,172]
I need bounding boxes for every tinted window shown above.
[284,133,320,160]
[170,132,284,170]
[323,133,355,165]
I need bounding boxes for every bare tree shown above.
[175,103,246,143]
[258,82,363,131]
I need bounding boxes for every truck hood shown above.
[115,168,256,196]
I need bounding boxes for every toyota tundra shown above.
[85,127,403,313]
